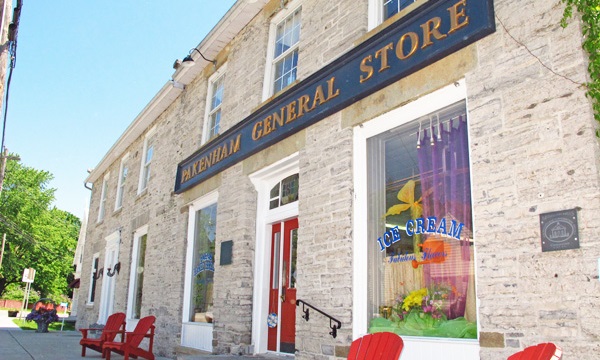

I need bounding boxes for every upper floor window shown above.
[97,173,109,223]
[368,0,423,30]
[138,127,156,194]
[269,173,299,210]
[203,65,226,144]
[263,1,302,99]
[115,153,129,210]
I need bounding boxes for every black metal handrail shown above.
[296,299,342,338]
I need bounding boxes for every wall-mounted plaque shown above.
[220,240,233,265]
[540,209,579,252]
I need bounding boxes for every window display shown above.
[366,101,476,338]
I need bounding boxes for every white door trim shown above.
[98,230,120,324]
[249,153,299,354]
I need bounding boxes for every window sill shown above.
[136,188,148,199]
[113,207,123,215]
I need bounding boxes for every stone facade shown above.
[77,0,600,359]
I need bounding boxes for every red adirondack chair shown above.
[348,332,404,360]
[508,343,562,360]
[79,312,126,357]
[102,315,156,360]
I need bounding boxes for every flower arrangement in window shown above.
[393,285,449,322]
[26,299,59,332]
[370,284,476,339]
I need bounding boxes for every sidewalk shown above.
[0,314,283,360]
[0,313,172,360]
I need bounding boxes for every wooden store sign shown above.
[174,0,495,193]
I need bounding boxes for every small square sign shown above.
[220,240,233,265]
[540,209,579,252]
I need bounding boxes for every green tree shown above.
[562,0,600,136]
[0,155,80,300]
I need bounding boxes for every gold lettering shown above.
[359,55,374,83]
[182,168,191,183]
[375,43,394,72]
[252,121,263,140]
[286,101,297,123]
[273,107,285,128]
[230,134,241,153]
[312,85,326,108]
[421,17,447,49]
[263,115,273,135]
[326,77,340,100]
[297,95,313,117]
[448,0,469,34]
[396,32,419,60]
[219,143,228,161]
[192,162,199,177]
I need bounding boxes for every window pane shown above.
[273,50,298,94]
[132,234,147,319]
[274,8,301,58]
[190,203,217,322]
[209,110,221,139]
[280,174,299,206]
[383,0,417,20]
[367,102,476,339]
[211,77,224,110]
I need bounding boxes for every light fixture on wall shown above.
[93,268,104,280]
[106,262,121,277]
[182,48,217,69]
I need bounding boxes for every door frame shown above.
[98,230,120,324]
[250,153,299,355]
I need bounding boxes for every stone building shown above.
[76,0,600,359]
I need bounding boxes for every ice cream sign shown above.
[376,216,464,252]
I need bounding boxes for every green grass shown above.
[12,318,76,331]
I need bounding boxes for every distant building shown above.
[77,1,600,359]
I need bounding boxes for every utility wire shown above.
[0,212,67,263]
[1,0,22,152]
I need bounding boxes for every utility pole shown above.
[0,147,20,269]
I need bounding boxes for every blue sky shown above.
[6,1,236,219]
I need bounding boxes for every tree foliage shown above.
[561,0,600,136]
[0,155,80,299]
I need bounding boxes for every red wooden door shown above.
[267,218,298,354]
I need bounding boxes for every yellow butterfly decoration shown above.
[385,180,423,219]
[385,180,423,254]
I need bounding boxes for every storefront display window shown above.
[189,203,217,323]
[366,101,477,339]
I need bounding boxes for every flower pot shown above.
[7,310,18,317]
[35,321,49,333]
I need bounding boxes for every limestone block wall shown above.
[77,0,600,359]
[295,113,355,359]
[466,0,600,358]
[77,87,215,357]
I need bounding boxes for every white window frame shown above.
[352,80,468,339]
[262,0,303,101]
[97,172,110,223]
[115,152,130,211]
[182,190,219,325]
[87,252,100,305]
[202,64,227,145]
[127,225,148,320]
[138,126,157,194]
